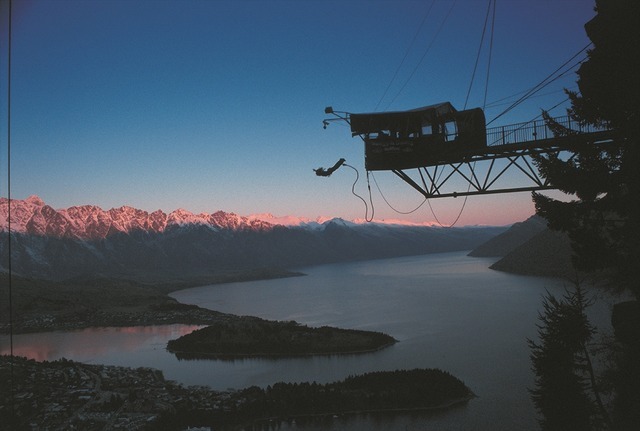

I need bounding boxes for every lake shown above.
[0,251,615,430]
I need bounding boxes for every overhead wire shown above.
[482,0,496,110]
[369,0,495,227]
[384,0,458,110]
[367,0,461,221]
[487,43,591,126]
[484,86,577,110]
[362,1,590,226]
[373,0,437,112]
[463,0,493,110]
[427,0,496,228]
[5,0,15,421]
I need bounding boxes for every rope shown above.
[371,172,427,214]
[343,163,374,222]
[426,194,470,228]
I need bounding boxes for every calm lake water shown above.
[1,251,616,430]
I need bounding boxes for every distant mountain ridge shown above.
[0,195,271,240]
[0,196,506,281]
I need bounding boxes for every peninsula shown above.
[1,355,474,430]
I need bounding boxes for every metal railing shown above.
[485,115,606,147]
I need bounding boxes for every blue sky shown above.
[0,0,596,225]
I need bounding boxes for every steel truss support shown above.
[390,146,586,199]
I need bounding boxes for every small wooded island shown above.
[209,368,474,429]
[167,318,396,358]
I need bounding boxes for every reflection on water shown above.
[0,325,203,363]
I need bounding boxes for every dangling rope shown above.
[371,172,427,215]
[344,163,374,222]
[314,159,374,222]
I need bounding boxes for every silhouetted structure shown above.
[323,103,614,199]
[349,102,486,171]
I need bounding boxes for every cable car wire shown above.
[373,0,437,112]
[463,0,494,110]
[370,0,495,227]
[487,43,591,126]
[428,0,495,228]
[384,0,458,110]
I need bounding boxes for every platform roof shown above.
[350,102,456,135]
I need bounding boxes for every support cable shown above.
[482,0,496,110]
[463,0,493,110]
[384,0,458,110]
[428,0,495,228]
[5,0,15,422]
[487,43,591,126]
[373,0,436,112]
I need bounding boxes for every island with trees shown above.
[166,318,396,358]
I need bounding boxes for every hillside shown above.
[468,215,547,257]
[489,228,576,278]
[468,214,577,278]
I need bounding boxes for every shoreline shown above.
[247,394,477,427]
[166,339,398,360]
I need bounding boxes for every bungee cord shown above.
[344,163,374,222]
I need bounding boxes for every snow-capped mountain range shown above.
[0,195,273,240]
[0,196,440,240]
[0,196,506,280]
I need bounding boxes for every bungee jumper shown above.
[314,157,346,177]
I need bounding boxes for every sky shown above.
[0,0,597,226]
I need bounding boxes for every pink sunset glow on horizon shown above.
[1,194,531,234]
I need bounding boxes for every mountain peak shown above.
[25,195,45,206]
